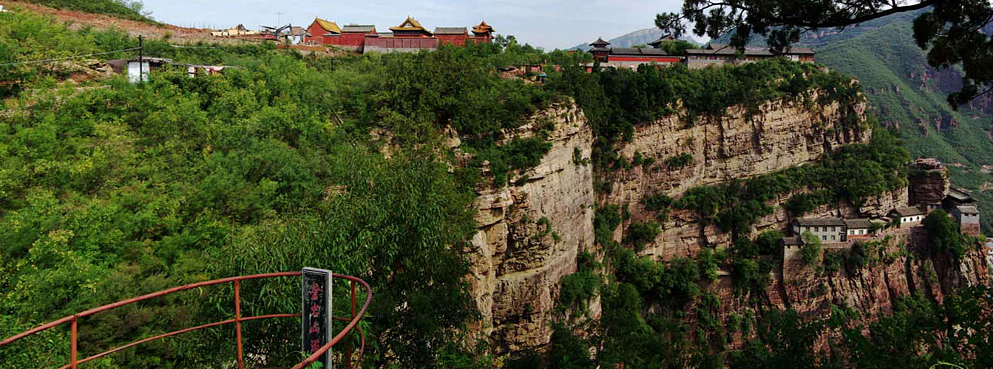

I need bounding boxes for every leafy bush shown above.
[624,221,661,250]
[641,193,674,222]
[824,252,842,273]
[923,210,966,258]
[664,153,694,169]
[846,242,869,271]
[801,231,823,264]
[754,230,784,256]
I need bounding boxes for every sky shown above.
[140,0,685,50]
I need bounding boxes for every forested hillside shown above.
[814,12,993,235]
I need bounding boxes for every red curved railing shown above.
[0,271,372,369]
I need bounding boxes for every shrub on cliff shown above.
[923,210,966,258]
[801,231,823,264]
[624,221,661,250]
[846,242,869,272]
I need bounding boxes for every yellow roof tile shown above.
[390,16,428,32]
[314,18,341,34]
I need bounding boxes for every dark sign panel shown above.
[302,268,333,368]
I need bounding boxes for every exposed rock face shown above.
[603,96,870,259]
[467,101,595,354]
[772,229,990,322]
[465,92,990,356]
[909,167,949,208]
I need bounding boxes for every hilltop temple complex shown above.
[304,16,494,53]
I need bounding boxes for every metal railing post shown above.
[70,317,78,369]
[345,281,356,369]
[235,280,244,369]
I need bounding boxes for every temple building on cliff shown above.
[588,38,682,69]
[586,38,816,70]
[304,16,494,53]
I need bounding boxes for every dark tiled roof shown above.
[647,36,675,46]
[892,207,924,217]
[948,187,974,202]
[844,218,873,229]
[687,44,775,56]
[782,236,803,246]
[609,48,671,56]
[781,46,815,55]
[958,205,980,215]
[434,27,467,35]
[342,25,375,33]
[590,37,610,46]
[796,218,846,227]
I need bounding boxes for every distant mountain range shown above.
[570,27,703,51]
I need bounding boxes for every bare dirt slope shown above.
[0,1,259,44]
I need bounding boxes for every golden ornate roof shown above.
[313,18,341,34]
[472,20,494,34]
[390,16,428,32]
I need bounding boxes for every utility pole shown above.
[138,35,144,83]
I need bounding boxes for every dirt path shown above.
[0,1,260,44]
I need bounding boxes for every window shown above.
[831,235,836,241]
[822,235,827,241]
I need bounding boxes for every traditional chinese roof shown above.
[590,37,610,47]
[434,27,467,35]
[609,48,671,56]
[342,25,376,33]
[796,218,846,227]
[390,16,429,32]
[892,206,924,217]
[844,218,873,229]
[312,18,342,34]
[948,187,975,202]
[780,46,816,55]
[687,43,775,56]
[472,21,494,34]
[958,205,980,215]
[647,35,675,47]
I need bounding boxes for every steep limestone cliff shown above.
[466,101,595,353]
[604,96,870,259]
[465,92,990,356]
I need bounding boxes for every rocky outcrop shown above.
[909,167,949,208]
[466,101,595,354]
[603,96,870,259]
[772,229,990,321]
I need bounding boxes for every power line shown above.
[0,47,142,67]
